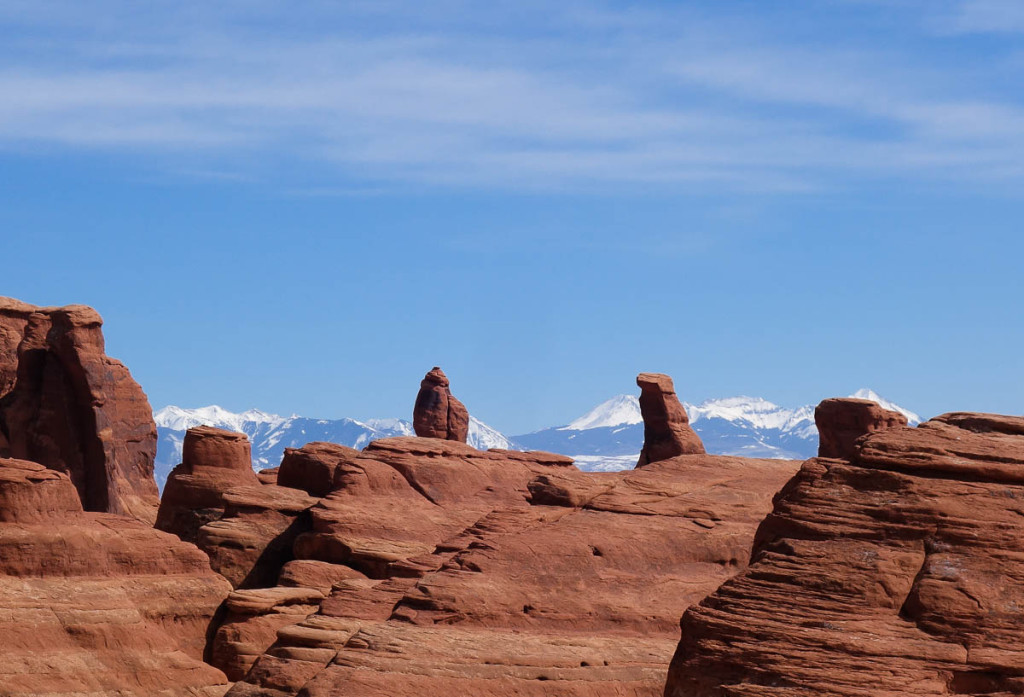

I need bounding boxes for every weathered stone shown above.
[815,396,907,460]
[413,366,469,442]
[156,425,259,544]
[665,412,1024,697]
[0,297,159,524]
[0,457,231,696]
[636,372,705,466]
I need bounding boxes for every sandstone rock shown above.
[277,442,360,497]
[635,372,705,466]
[665,412,1024,697]
[197,483,318,588]
[0,456,232,696]
[815,396,908,460]
[156,425,259,544]
[224,437,799,696]
[413,366,469,442]
[0,297,159,524]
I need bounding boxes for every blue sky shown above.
[2,0,1022,433]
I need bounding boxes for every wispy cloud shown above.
[1,1,1022,193]
[931,0,1024,34]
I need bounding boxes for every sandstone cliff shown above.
[0,456,232,696]
[665,409,1024,697]
[0,297,159,523]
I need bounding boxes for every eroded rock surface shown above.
[0,456,232,696]
[413,366,469,442]
[0,297,159,523]
[815,396,908,460]
[214,437,799,696]
[156,425,259,543]
[665,411,1024,697]
[636,372,705,466]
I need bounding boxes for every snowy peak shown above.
[563,394,642,431]
[686,396,812,432]
[154,405,288,432]
[850,388,921,425]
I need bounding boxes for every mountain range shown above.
[153,389,919,489]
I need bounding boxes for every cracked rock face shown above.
[665,411,1024,697]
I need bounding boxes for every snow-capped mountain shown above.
[153,407,514,489]
[153,389,920,488]
[849,388,921,424]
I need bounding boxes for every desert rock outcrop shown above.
[413,366,469,442]
[815,396,908,460]
[636,372,705,466]
[0,297,159,523]
[156,425,259,543]
[214,437,799,696]
[0,456,232,696]
[665,410,1024,697]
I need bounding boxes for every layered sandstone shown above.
[156,425,259,543]
[636,372,705,466]
[0,297,159,523]
[815,396,908,460]
[214,437,800,696]
[665,411,1024,697]
[413,366,469,442]
[0,456,232,696]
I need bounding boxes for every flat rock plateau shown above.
[2,296,1022,697]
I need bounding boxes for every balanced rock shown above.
[0,457,232,696]
[636,372,705,466]
[665,412,1024,697]
[413,366,469,442]
[0,297,159,523]
[815,396,908,460]
[156,425,259,543]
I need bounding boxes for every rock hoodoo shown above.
[815,396,908,460]
[665,410,1024,696]
[636,372,705,466]
[0,297,159,524]
[413,366,469,442]
[0,456,232,696]
[156,425,260,543]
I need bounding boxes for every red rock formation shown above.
[198,483,318,588]
[0,456,232,696]
[277,442,359,497]
[665,411,1024,697]
[217,437,799,696]
[413,366,469,442]
[636,372,705,466]
[815,396,908,460]
[156,425,259,543]
[0,297,159,523]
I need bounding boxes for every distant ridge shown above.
[154,389,920,487]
